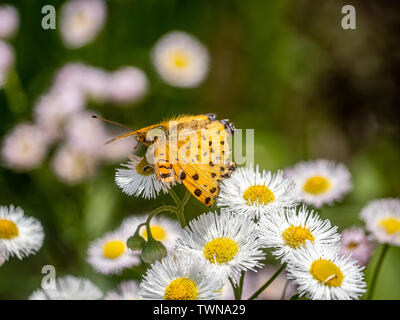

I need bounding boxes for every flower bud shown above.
[141,238,167,264]
[127,232,145,251]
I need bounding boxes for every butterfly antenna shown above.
[91,115,139,144]
[104,131,139,145]
[91,115,133,130]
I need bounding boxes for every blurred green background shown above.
[1,0,399,299]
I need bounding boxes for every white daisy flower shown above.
[104,281,140,300]
[87,227,140,275]
[285,159,352,208]
[217,165,299,219]
[0,205,44,259]
[152,30,210,88]
[175,210,265,282]
[140,254,224,300]
[0,5,19,39]
[29,275,103,300]
[60,0,107,49]
[360,198,400,246]
[0,242,9,266]
[286,242,366,300]
[115,154,172,199]
[121,214,180,252]
[1,123,48,171]
[258,205,341,262]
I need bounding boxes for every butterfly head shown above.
[135,124,168,147]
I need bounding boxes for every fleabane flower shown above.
[140,254,224,300]
[0,205,44,259]
[339,227,373,266]
[286,242,366,300]
[60,0,107,49]
[51,144,98,185]
[1,123,49,171]
[175,210,265,282]
[258,205,340,262]
[0,5,19,39]
[360,198,400,246]
[87,228,140,275]
[285,159,352,208]
[152,31,210,88]
[29,275,103,300]
[108,66,148,105]
[115,154,172,199]
[33,87,85,141]
[217,165,299,219]
[105,281,140,300]
[120,214,180,252]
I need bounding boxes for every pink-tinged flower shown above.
[33,87,85,142]
[0,5,19,39]
[60,0,107,49]
[51,144,98,185]
[108,67,149,105]
[53,63,109,102]
[1,123,48,171]
[64,111,108,156]
[339,227,373,266]
[0,40,14,88]
[101,131,136,163]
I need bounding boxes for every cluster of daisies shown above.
[26,158,399,300]
[1,1,211,186]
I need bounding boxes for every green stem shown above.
[280,279,290,300]
[238,271,245,300]
[168,189,187,228]
[181,189,191,207]
[229,278,240,300]
[367,243,390,300]
[145,205,177,239]
[248,264,286,300]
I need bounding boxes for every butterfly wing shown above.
[166,119,236,207]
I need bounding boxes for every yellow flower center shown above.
[242,185,275,205]
[135,157,155,176]
[0,219,19,239]
[378,217,400,235]
[203,237,239,264]
[346,242,359,250]
[303,176,331,195]
[310,259,344,287]
[171,51,190,69]
[141,225,167,241]
[282,226,315,249]
[164,277,198,300]
[102,240,126,259]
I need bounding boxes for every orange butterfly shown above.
[93,113,237,207]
